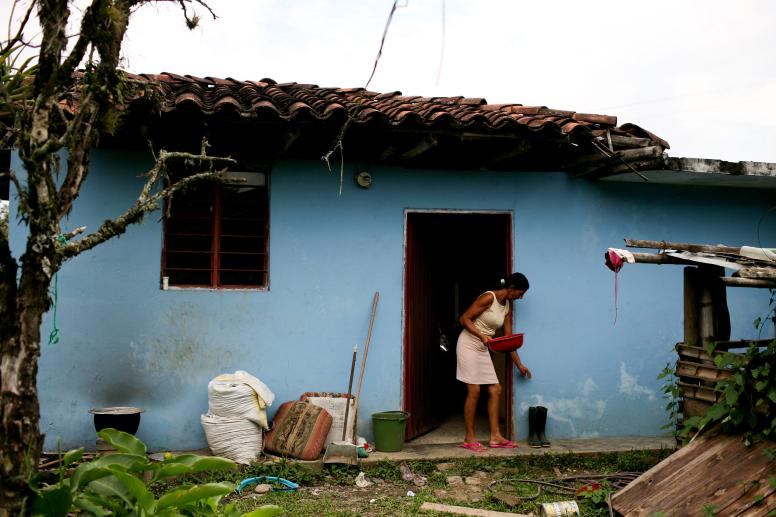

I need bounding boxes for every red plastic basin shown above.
[489,333,524,352]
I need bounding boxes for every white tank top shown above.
[473,291,509,337]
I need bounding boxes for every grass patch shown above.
[223,448,672,516]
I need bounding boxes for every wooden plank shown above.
[419,502,532,517]
[735,267,776,279]
[610,134,654,148]
[612,433,776,516]
[625,239,741,255]
[676,360,733,383]
[572,112,618,125]
[678,382,722,404]
[398,135,439,160]
[614,434,734,513]
[631,252,691,265]
[674,437,774,516]
[615,146,663,162]
[675,344,715,364]
[682,398,713,418]
[714,339,772,350]
[722,277,776,288]
[718,481,776,516]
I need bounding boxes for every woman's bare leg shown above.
[487,383,507,443]
[463,384,481,443]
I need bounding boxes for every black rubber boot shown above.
[527,407,541,448]
[536,406,551,447]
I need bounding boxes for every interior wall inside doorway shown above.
[404,211,512,440]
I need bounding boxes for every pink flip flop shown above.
[459,442,487,452]
[488,440,518,449]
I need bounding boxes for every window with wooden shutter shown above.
[162,169,269,289]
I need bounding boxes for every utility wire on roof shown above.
[435,0,446,86]
[364,0,408,89]
[324,0,407,194]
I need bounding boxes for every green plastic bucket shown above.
[372,411,410,452]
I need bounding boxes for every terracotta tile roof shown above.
[122,72,669,151]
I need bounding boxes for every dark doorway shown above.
[403,211,513,441]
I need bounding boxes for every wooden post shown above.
[699,272,715,348]
[683,267,700,347]
[697,266,730,346]
[708,268,731,342]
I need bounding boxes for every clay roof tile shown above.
[107,73,667,150]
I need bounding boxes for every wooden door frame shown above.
[402,209,515,439]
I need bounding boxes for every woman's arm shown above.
[502,300,514,335]
[511,350,532,379]
[459,292,494,345]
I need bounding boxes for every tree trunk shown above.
[0,247,52,515]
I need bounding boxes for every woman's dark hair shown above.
[500,272,529,291]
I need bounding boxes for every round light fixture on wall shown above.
[355,171,373,188]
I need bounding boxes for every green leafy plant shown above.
[657,362,682,440]
[680,339,775,446]
[29,428,282,517]
[575,481,611,508]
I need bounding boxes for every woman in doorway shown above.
[457,272,531,451]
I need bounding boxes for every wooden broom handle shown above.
[354,292,379,403]
[351,292,379,442]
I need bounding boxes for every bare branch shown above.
[1,0,37,56]
[4,170,29,216]
[56,94,100,218]
[58,149,235,261]
[58,30,90,80]
[60,225,85,240]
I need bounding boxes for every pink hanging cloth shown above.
[604,248,634,324]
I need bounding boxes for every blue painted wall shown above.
[10,150,775,450]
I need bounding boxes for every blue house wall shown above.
[10,150,775,451]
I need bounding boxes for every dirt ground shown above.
[227,451,671,516]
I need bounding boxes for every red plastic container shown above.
[489,333,524,352]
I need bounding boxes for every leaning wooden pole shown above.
[721,277,776,288]
[625,239,741,255]
[630,252,690,265]
[351,292,379,443]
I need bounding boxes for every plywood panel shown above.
[612,432,775,516]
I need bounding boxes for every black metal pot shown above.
[89,407,144,435]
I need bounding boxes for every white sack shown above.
[200,413,262,465]
[208,370,274,430]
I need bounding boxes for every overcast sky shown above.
[8,0,776,162]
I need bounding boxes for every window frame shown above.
[161,167,270,291]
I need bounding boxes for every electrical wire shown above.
[364,0,407,89]
[435,0,446,86]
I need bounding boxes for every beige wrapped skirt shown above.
[456,330,499,385]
